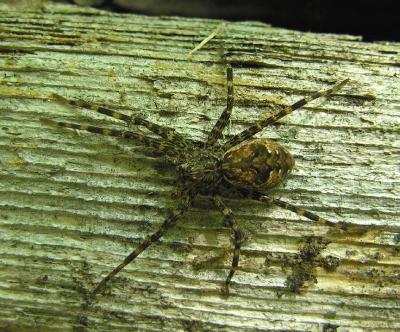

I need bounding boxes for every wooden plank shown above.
[0,2,399,331]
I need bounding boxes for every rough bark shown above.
[0,2,399,331]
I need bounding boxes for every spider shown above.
[41,64,349,296]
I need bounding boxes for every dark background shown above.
[80,0,400,42]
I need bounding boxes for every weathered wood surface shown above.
[0,2,399,331]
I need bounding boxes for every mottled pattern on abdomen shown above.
[222,138,295,192]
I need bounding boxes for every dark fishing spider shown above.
[41,65,349,296]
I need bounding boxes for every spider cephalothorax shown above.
[42,64,349,296]
[177,145,223,187]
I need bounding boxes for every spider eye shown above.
[222,138,294,192]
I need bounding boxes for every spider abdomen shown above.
[222,138,294,192]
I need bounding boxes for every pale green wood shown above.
[0,2,399,331]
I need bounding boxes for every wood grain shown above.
[0,2,399,331]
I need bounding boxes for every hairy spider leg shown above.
[206,64,234,145]
[214,195,244,295]
[93,194,193,295]
[40,118,180,155]
[223,79,349,150]
[253,193,347,232]
[51,93,188,147]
